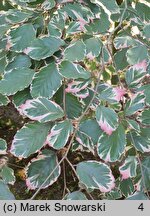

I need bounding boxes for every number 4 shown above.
[138,203,144,211]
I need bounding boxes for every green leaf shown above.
[79,119,103,144]
[90,0,120,13]
[9,24,36,52]
[41,0,55,10]
[0,180,15,200]
[0,94,10,106]
[84,37,102,59]
[97,125,126,162]
[139,109,150,126]
[85,10,110,34]
[125,67,146,89]
[126,45,148,65]
[59,61,91,79]
[114,48,129,71]
[26,149,60,189]
[120,178,134,197]
[0,138,7,154]
[76,130,94,153]
[96,105,119,135]
[64,191,87,200]
[5,54,31,72]
[126,191,148,200]
[0,68,35,96]
[46,120,73,150]
[19,97,64,123]
[97,84,117,104]
[12,88,32,108]
[140,85,150,106]
[31,62,62,99]
[76,161,115,192]
[114,36,136,49]
[130,131,150,153]
[64,40,86,62]
[124,93,145,116]
[25,36,64,60]
[135,157,150,191]
[47,23,62,38]
[119,156,138,180]
[0,166,15,185]
[6,9,33,24]
[65,93,83,119]
[135,2,150,21]
[10,122,51,158]
[0,51,7,74]
[126,119,140,132]
[143,23,150,39]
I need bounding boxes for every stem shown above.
[62,161,69,198]
[63,79,67,117]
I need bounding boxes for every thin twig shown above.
[63,79,67,117]
[30,47,105,200]
[62,160,69,198]
[130,131,150,199]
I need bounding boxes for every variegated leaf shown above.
[96,105,119,135]
[0,94,9,106]
[114,36,136,49]
[126,45,148,65]
[64,191,87,200]
[46,120,73,150]
[31,62,62,99]
[97,125,126,162]
[139,109,150,126]
[125,92,145,116]
[120,178,134,197]
[10,122,51,158]
[26,149,61,190]
[119,156,138,180]
[0,138,7,155]
[65,80,90,99]
[0,68,35,96]
[0,180,15,200]
[76,161,115,192]
[59,61,91,79]
[24,36,65,60]
[19,97,64,123]
[76,130,94,154]
[84,37,102,60]
[64,40,86,61]
[0,166,16,185]
[9,24,36,52]
[125,67,146,89]
[130,131,150,153]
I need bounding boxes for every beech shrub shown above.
[0,0,150,200]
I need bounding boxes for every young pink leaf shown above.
[113,87,126,101]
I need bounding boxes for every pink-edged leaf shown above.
[19,97,64,123]
[97,125,126,162]
[112,87,126,102]
[46,120,73,150]
[26,149,61,190]
[119,156,138,180]
[76,161,115,192]
[96,105,119,135]
[10,122,51,158]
